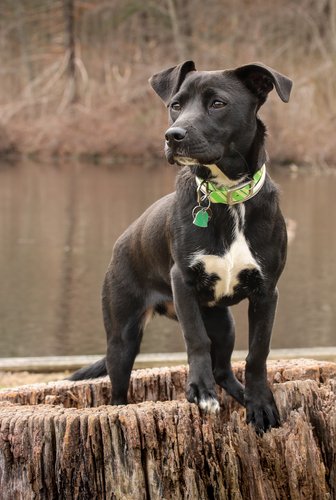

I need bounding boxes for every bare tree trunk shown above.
[63,0,77,105]
[0,361,335,499]
[166,0,186,60]
[15,0,34,109]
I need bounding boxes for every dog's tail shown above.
[68,357,107,381]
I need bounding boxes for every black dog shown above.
[70,61,292,433]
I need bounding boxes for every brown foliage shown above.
[0,0,336,164]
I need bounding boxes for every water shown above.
[0,160,335,357]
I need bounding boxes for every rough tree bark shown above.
[0,360,335,499]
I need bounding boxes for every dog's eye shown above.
[171,102,181,111]
[211,100,226,109]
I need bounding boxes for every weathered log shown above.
[0,360,335,499]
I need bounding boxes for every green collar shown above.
[195,164,266,205]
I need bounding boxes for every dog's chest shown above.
[190,206,261,301]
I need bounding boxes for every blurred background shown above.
[0,0,335,359]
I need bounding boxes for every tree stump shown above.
[0,360,335,499]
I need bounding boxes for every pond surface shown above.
[0,160,335,357]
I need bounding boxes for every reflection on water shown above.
[0,161,335,357]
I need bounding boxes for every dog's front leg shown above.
[171,264,219,413]
[245,288,280,433]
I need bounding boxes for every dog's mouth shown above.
[171,153,246,186]
[174,156,201,166]
[164,141,222,167]
[169,152,222,168]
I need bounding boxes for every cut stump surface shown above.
[0,360,335,499]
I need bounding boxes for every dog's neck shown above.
[191,119,267,188]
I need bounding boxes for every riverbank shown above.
[0,76,335,168]
[1,37,336,170]
[0,96,165,164]
[2,1,336,167]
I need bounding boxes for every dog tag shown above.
[193,208,209,227]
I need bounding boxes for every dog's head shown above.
[149,61,292,181]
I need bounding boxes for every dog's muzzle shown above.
[165,127,189,164]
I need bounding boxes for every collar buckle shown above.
[226,178,255,205]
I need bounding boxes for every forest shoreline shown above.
[2,2,336,168]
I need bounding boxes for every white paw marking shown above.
[199,397,220,413]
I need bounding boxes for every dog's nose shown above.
[165,127,187,143]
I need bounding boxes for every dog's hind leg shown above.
[102,278,146,406]
[202,306,245,406]
[106,319,144,405]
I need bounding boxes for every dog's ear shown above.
[149,61,196,104]
[234,63,292,104]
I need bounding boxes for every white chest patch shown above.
[190,206,261,300]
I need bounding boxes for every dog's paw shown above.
[187,383,220,414]
[199,397,220,413]
[215,372,245,407]
[245,387,280,433]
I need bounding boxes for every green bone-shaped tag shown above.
[193,208,209,228]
